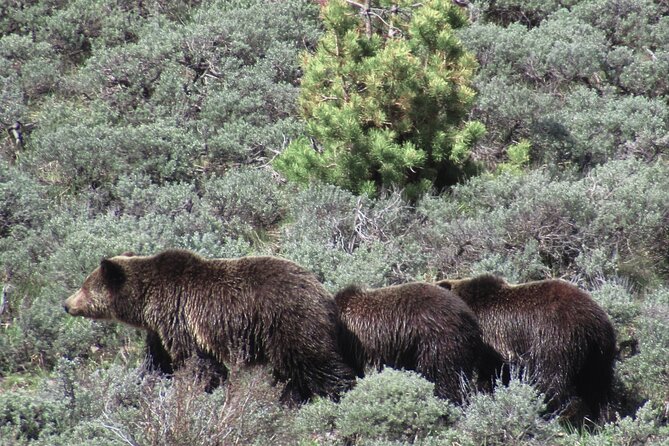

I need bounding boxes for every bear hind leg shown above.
[575,350,615,423]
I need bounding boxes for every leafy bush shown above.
[24,102,202,191]
[0,384,70,443]
[10,0,321,195]
[294,368,457,445]
[569,401,669,446]
[459,1,669,170]
[201,168,288,243]
[0,160,50,239]
[0,33,61,104]
[1,359,294,446]
[95,364,290,446]
[280,184,417,289]
[190,0,320,165]
[453,378,561,446]
[416,159,669,285]
[540,88,669,165]
[477,0,567,27]
[41,0,142,65]
[617,287,669,408]
[590,280,641,333]
[0,281,135,374]
[337,369,457,443]
[0,1,668,445]
[5,175,254,284]
[292,397,340,445]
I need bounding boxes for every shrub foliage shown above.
[0,0,668,444]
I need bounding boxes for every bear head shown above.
[63,253,140,325]
[436,274,506,303]
[333,285,366,314]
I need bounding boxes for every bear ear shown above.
[436,280,452,290]
[121,251,136,257]
[334,285,360,307]
[100,259,126,292]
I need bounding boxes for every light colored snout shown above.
[63,289,86,316]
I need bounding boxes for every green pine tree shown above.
[274,0,485,198]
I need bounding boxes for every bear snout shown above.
[63,290,86,317]
[63,299,80,316]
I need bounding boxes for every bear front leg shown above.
[144,331,228,392]
[144,330,174,375]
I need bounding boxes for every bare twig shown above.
[99,420,138,446]
[0,284,11,315]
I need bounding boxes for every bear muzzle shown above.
[62,299,79,316]
[63,290,86,316]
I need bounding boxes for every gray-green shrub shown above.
[453,378,561,446]
[617,287,669,408]
[294,369,457,445]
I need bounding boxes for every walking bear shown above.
[436,275,616,421]
[334,282,503,403]
[63,249,356,403]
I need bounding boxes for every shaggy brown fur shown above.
[63,249,355,403]
[436,275,616,421]
[335,282,503,403]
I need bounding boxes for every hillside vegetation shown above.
[1,0,668,444]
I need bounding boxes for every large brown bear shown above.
[436,275,616,421]
[63,249,356,403]
[334,282,504,403]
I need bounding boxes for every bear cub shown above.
[335,281,503,403]
[437,274,616,421]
